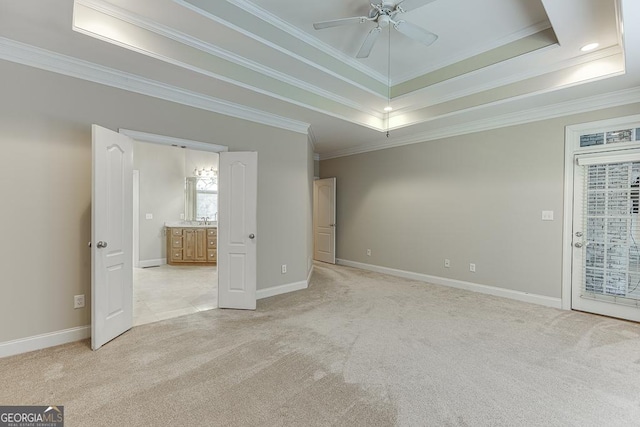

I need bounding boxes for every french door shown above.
[572,150,640,321]
[92,125,133,350]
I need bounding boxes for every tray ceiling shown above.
[0,0,637,157]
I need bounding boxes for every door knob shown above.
[249,234,255,239]
[574,242,583,248]
[330,224,335,227]
[97,241,108,249]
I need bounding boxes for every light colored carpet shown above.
[2,262,640,426]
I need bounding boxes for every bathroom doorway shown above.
[130,135,222,326]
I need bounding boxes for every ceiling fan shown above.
[313,0,439,58]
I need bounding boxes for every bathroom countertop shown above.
[165,221,217,228]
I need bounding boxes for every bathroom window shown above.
[185,177,217,221]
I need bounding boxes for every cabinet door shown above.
[183,229,195,261]
[194,228,208,262]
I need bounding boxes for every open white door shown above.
[313,178,336,264]
[572,150,640,322]
[91,125,133,350]
[218,152,257,310]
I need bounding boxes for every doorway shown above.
[131,137,220,326]
[564,115,640,322]
[92,126,258,349]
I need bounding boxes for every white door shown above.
[313,178,336,264]
[92,125,134,350]
[218,152,257,310]
[572,150,640,322]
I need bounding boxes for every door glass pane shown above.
[583,162,640,303]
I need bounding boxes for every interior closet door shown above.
[572,150,640,321]
[313,178,336,264]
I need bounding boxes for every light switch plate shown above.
[542,210,554,221]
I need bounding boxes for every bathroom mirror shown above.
[185,176,218,221]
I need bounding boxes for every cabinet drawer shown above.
[171,237,183,248]
[171,249,183,261]
[207,249,217,261]
[207,228,217,237]
[207,238,217,248]
[171,228,183,236]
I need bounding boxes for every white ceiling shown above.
[0,0,638,158]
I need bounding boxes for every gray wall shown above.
[0,60,312,343]
[321,103,640,299]
[133,141,185,264]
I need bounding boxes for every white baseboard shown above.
[138,259,167,268]
[307,265,314,285]
[337,259,562,309]
[0,326,90,359]
[257,279,308,300]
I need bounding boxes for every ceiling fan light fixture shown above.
[580,42,599,52]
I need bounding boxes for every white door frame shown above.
[124,130,228,271]
[562,114,640,310]
[133,169,140,268]
[119,129,229,311]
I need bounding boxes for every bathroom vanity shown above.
[165,222,217,265]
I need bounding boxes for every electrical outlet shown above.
[145,213,153,220]
[444,259,450,268]
[281,264,287,274]
[469,263,476,272]
[366,249,371,256]
[180,213,185,220]
[74,294,85,309]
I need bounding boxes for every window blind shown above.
[581,161,640,306]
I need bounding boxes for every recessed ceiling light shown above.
[581,43,599,52]
[384,106,393,112]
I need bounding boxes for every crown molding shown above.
[307,126,318,153]
[320,86,640,160]
[391,21,553,85]
[119,129,230,152]
[390,46,624,115]
[226,0,388,84]
[0,37,310,134]
[77,0,380,117]
[175,0,386,99]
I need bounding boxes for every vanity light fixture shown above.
[580,42,599,52]
[193,167,217,178]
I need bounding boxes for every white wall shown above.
[0,60,312,344]
[320,103,640,300]
[133,141,185,265]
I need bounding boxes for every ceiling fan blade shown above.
[313,16,370,30]
[394,21,438,46]
[356,27,382,58]
[396,0,438,12]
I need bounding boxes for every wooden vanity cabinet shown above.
[167,227,217,265]
[207,228,217,264]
